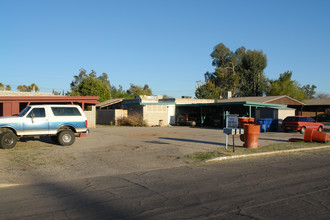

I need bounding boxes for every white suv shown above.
[0,105,89,149]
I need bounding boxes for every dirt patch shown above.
[103,145,145,152]
[124,132,178,137]
[0,126,307,184]
[157,155,181,160]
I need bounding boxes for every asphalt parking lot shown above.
[0,125,314,185]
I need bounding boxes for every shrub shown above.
[117,113,148,127]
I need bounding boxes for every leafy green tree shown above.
[208,43,246,97]
[127,84,152,97]
[239,49,267,96]
[267,71,312,101]
[70,68,155,100]
[17,83,39,92]
[77,77,111,102]
[302,84,317,99]
[69,68,111,99]
[98,72,111,89]
[70,68,88,95]
[29,83,39,92]
[17,85,29,92]
[111,85,131,98]
[196,43,267,98]
[195,80,221,99]
[0,83,10,91]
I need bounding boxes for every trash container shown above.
[304,128,329,143]
[239,117,255,128]
[257,118,273,132]
[243,124,261,148]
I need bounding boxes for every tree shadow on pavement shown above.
[0,178,139,219]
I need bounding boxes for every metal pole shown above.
[233,135,235,152]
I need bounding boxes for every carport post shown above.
[200,107,204,126]
[222,107,226,128]
[249,106,252,117]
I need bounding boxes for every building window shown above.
[146,105,167,112]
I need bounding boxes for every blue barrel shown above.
[257,118,273,132]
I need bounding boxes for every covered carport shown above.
[302,99,330,121]
[0,96,99,116]
[176,101,287,128]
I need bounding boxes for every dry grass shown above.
[117,113,148,127]
[185,141,330,163]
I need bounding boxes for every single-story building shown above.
[175,95,303,128]
[98,95,304,128]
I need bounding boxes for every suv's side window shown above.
[28,108,46,118]
[51,107,82,116]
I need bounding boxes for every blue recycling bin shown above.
[257,118,273,132]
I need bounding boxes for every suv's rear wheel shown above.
[0,132,17,149]
[57,130,75,146]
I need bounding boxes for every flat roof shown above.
[177,101,287,108]
[0,96,99,104]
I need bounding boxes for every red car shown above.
[282,116,324,134]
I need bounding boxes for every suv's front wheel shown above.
[57,130,75,146]
[0,132,17,149]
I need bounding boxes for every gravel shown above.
[0,126,305,184]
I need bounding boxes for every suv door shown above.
[22,107,49,135]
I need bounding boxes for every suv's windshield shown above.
[19,106,31,117]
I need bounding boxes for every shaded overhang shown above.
[176,101,287,108]
[97,98,123,108]
[124,102,176,106]
[123,100,287,109]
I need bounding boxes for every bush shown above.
[117,113,148,127]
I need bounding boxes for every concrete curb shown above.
[206,145,330,163]
[0,184,21,188]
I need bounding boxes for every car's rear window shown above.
[51,107,82,116]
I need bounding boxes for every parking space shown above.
[0,126,317,184]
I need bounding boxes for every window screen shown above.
[51,107,82,116]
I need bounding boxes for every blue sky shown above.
[1,0,330,98]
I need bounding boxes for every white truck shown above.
[0,105,89,149]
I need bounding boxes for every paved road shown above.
[1,149,329,219]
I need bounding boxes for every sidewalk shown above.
[206,145,330,163]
